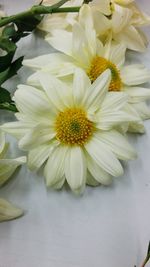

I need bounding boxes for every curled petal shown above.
[0,198,24,222]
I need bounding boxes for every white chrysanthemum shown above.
[0,198,23,222]
[38,1,150,52]
[23,5,150,133]
[93,0,150,52]
[0,130,26,186]
[1,70,138,193]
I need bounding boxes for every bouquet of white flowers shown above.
[0,1,150,265]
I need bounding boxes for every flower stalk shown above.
[140,242,150,267]
[0,0,80,28]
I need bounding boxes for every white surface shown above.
[0,1,150,267]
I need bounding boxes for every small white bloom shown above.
[0,198,24,222]
[23,5,150,133]
[0,130,26,186]
[1,70,137,193]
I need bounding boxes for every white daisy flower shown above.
[0,130,26,186]
[23,5,150,133]
[0,198,24,222]
[1,70,137,193]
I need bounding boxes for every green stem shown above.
[50,6,80,13]
[141,256,150,267]
[0,0,80,27]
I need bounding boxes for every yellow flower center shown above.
[55,108,94,146]
[87,56,122,91]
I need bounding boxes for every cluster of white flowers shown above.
[1,0,150,198]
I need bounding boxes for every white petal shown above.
[123,86,150,103]
[100,92,128,112]
[0,130,5,154]
[121,65,150,85]
[114,25,146,52]
[95,92,140,130]
[27,72,44,88]
[1,121,35,139]
[72,23,93,67]
[51,176,65,190]
[0,157,26,186]
[91,0,111,16]
[115,0,134,4]
[103,33,112,60]
[96,110,140,130]
[72,68,90,106]
[85,137,123,177]
[84,69,111,112]
[28,144,54,171]
[96,39,105,57]
[0,142,9,159]
[128,121,145,134]
[78,5,97,58]
[123,102,146,133]
[38,72,72,110]
[23,53,64,70]
[86,153,112,185]
[92,10,111,35]
[95,130,137,160]
[112,5,133,33]
[130,3,150,26]
[79,4,94,30]
[46,30,73,56]
[131,102,150,120]
[44,145,67,187]
[86,171,99,187]
[24,54,75,79]
[19,124,55,150]
[65,146,86,193]
[0,198,24,222]
[14,85,55,122]
[38,15,68,32]
[108,43,126,68]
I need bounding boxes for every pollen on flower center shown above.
[87,56,122,91]
[55,108,94,146]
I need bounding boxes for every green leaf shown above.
[0,37,16,53]
[0,87,17,112]
[0,56,23,85]
[2,24,16,38]
[15,14,42,32]
[0,38,16,72]
[2,23,30,43]
[0,87,11,103]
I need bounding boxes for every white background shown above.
[0,0,150,266]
